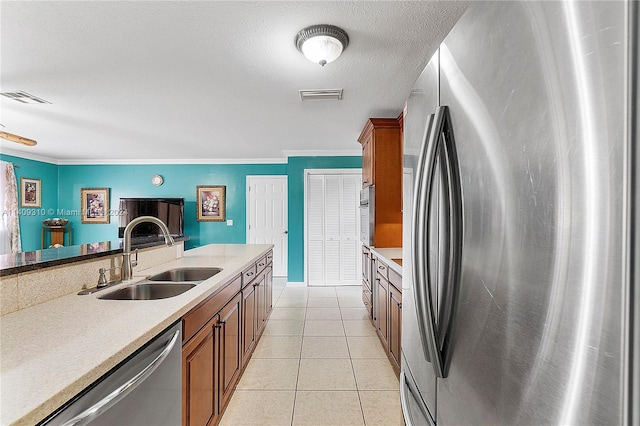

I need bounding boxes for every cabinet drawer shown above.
[256,255,268,274]
[376,260,389,280]
[266,251,273,265]
[242,263,257,288]
[389,269,402,291]
[183,274,242,343]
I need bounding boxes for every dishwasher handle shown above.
[62,329,181,426]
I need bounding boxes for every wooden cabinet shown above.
[218,293,242,410]
[388,277,402,371]
[182,316,218,426]
[361,246,373,319]
[371,256,402,376]
[358,118,402,248]
[182,249,274,426]
[241,282,257,368]
[361,137,374,187]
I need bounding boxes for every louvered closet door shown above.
[307,172,361,286]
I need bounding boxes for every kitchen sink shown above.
[98,282,196,300]
[146,267,223,283]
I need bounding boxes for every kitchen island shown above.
[0,243,272,426]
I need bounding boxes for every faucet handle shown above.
[131,249,139,268]
[97,268,108,288]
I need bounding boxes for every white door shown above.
[306,170,361,286]
[247,176,288,277]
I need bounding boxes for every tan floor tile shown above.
[305,307,341,320]
[303,320,345,336]
[263,319,305,336]
[219,390,295,426]
[335,286,362,296]
[341,307,370,320]
[343,320,378,337]
[292,391,364,425]
[347,336,388,359]
[275,296,308,308]
[301,336,349,359]
[359,390,404,426]
[338,296,366,308]
[269,307,306,320]
[280,287,309,298]
[253,335,303,358]
[307,297,339,308]
[308,287,337,298]
[352,359,400,390]
[237,358,300,390]
[297,359,356,390]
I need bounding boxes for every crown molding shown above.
[282,149,362,157]
[1,148,361,166]
[0,147,60,164]
[56,157,288,165]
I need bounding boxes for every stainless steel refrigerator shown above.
[401,1,639,425]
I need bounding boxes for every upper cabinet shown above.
[358,117,403,248]
[358,118,402,189]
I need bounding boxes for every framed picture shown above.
[196,185,226,221]
[20,178,41,208]
[81,188,110,224]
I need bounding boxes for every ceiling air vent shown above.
[1,91,51,104]
[299,89,343,102]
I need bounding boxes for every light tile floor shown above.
[220,278,404,426]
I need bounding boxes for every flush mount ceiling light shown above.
[295,24,349,66]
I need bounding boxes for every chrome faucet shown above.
[122,216,175,280]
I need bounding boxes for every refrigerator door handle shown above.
[438,105,463,373]
[412,113,435,364]
[416,105,462,379]
[399,371,415,426]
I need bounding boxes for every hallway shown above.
[219,278,403,425]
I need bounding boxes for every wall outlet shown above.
[226,219,233,226]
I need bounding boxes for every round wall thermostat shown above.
[151,174,164,186]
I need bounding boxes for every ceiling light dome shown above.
[295,24,349,67]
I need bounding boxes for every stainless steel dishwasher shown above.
[40,321,181,426]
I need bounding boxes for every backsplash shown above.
[0,242,183,315]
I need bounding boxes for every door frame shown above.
[303,168,362,285]
[246,175,288,276]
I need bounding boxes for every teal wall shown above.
[1,154,361,281]
[57,163,287,249]
[0,154,59,252]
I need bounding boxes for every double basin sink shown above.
[98,267,222,300]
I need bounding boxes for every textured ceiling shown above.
[0,1,469,163]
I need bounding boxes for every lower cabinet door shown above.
[241,284,257,367]
[265,266,273,318]
[219,293,242,410]
[389,284,402,373]
[182,317,219,426]
[377,275,389,346]
[256,274,267,337]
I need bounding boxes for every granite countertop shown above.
[0,243,272,426]
[0,237,190,277]
[370,247,403,275]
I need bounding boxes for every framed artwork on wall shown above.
[196,185,226,222]
[20,177,41,208]
[81,187,110,224]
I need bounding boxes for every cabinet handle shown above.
[246,271,254,277]
[379,265,385,270]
